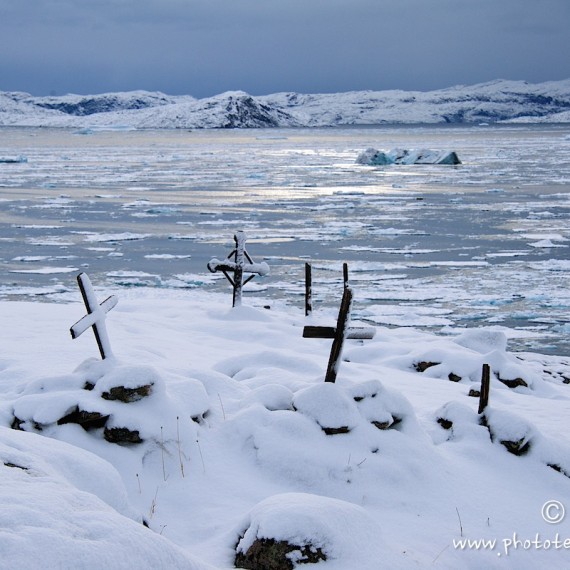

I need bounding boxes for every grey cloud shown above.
[0,0,568,96]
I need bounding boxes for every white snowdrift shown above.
[1,291,570,569]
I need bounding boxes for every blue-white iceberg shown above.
[356,148,461,165]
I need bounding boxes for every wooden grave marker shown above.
[304,262,350,317]
[478,363,491,415]
[70,272,118,360]
[305,262,312,316]
[208,231,269,307]
[304,287,375,383]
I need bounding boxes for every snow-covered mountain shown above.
[1,79,570,128]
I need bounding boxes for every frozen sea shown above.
[0,124,569,355]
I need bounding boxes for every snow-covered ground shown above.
[1,286,570,569]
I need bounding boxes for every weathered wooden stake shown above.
[207,231,269,307]
[478,363,491,414]
[343,262,349,289]
[70,273,118,360]
[325,287,353,383]
[305,262,312,316]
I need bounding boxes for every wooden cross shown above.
[304,287,374,383]
[207,231,269,307]
[70,273,118,360]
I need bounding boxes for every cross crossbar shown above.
[303,325,376,340]
[70,273,118,360]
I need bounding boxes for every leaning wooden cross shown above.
[207,231,270,307]
[304,287,375,383]
[70,272,118,360]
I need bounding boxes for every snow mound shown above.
[0,427,210,570]
[235,493,386,570]
[10,357,209,447]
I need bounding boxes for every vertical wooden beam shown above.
[305,262,312,316]
[478,363,491,414]
[232,231,246,307]
[343,262,349,289]
[324,287,353,383]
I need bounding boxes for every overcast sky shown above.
[1,0,569,98]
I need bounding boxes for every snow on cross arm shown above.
[70,272,118,360]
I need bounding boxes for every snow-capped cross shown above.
[207,231,269,307]
[70,272,118,360]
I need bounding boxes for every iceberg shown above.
[356,147,461,165]
[0,155,28,163]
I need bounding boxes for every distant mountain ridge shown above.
[1,79,569,128]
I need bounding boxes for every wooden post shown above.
[207,231,269,307]
[478,363,491,414]
[305,262,312,316]
[70,273,118,360]
[343,262,349,289]
[324,287,353,383]
[232,231,246,307]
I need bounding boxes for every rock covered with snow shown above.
[10,357,209,446]
[356,147,461,165]
[235,493,385,570]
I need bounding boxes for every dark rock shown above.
[548,464,570,478]
[3,462,29,471]
[235,537,326,570]
[498,377,528,389]
[415,361,440,373]
[57,407,110,430]
[83,381,96,391]
[322,426,350,436]
[468,388,481,398]
[11,416,24,431]
[104,427,143,445]
[500,438,531,456]
[11,416,43,432]
[371,415,402,430]
[437,418,453,430]
[448,373,462,383]
[101,384,153,403]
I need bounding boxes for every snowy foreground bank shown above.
[1,288,570,569]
